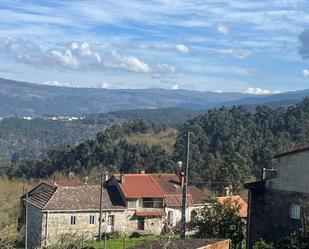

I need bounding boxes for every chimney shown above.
[224,186,232,196]
[179,172,185,188]
[140,170,145,174]
[120,172,125,184]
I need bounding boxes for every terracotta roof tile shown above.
[23,181,125,211]
[164,194,193,207]
[44,179,86,187]
[135,210,166,217]
[114,174,165,198]
[217,195,248,218]
[152,174,209,207]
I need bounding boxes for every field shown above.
[0,176,36,247]
[86,236,156,249]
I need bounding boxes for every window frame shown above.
[70,215,76,225]
[89,215,95,225]
[290,203,301,220]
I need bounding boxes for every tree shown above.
[190,199,245,249]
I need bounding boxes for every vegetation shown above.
[0,176,36,248]
[190,199,245,249]
[0,108,202,161]
[253,230,309,249]
[5,98,309,194]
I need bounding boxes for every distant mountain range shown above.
[0,77,308,117]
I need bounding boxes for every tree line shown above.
[5,98,309,192]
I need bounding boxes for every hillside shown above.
[0,108,204,161]
[6,98,309,193]
[0,78,247,117]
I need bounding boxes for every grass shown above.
[124,128,177,155]
[0,176,36,245]
[86,236,156,249]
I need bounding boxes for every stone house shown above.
[244,147,309,249]
[20,172,209,248]
[20,179,125,248]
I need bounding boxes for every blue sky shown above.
[0,0,309,93]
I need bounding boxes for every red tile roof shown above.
[152,174,209,207]
[135,210,166,217]
[217,195,248,218]
[114,174,165,198]
[164,194,193,207]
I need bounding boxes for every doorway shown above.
[138,217,145,230]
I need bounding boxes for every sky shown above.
[0,0,309,93]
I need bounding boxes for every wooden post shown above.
[123,237,126,249]
[180,131,190,239]
[98,173,104,241]
[25,190,28,249]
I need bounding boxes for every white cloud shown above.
[245,87,280,95]
[0,37,103,70]
[99,82,112,89]
[215,23,230,35]
[69,41,101,63]
[104,51,151,73]
[175,44,189,53]
[138,44,189,53]
[154,64,176,75]
[43,80,72,87]
[51,49,80,69]
[302,69,309,77]
[216,49,252,59]
[171,84,179,90]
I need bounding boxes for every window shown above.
[290,204,300,219]
[167,211,174,226]
[127,199,137,208]
[142,198,164,208]
[70,215,76,225]
[89,215,95,225]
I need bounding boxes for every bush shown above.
[253,239,273,249]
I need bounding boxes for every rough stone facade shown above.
[246,149,309,249]
[41,210,126,246]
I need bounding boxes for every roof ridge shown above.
[149,174,167,197]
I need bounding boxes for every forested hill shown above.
[6,98,309,192]
[0,108,204,161]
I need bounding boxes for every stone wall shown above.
[41,210,126,246]
[125,210,165,235]
[248,187,309,249]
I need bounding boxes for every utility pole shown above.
[25,189,28,249]
[180,131,190,239]
[98,173,104,241]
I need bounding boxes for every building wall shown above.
[124,210,165,235]
[27,204,43,248]
[269,151,309,193]
[41,210,126,246]
[248,187,309,249]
